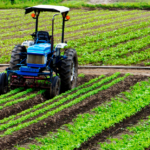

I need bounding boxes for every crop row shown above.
[1,10,150,65]
[0,89,45,110]
[107,47,150,65]
[0,87,23,99]
[0,9,94,23]
[67,18,150,48]
[0,88,33,104]
[100,115,150,149]
[1,11,147,55]
[77,27,150,65]
[0,72,126,137]
[0,10,132,35]
[0,74,105,124]
[0,10,111,29]
[90,34,150,65]
[0,9,87,23]
[0,10,141,44]
[0,11,146,41]
[20,76,150,150]
[78,26,150,54]
[0,11,148,64]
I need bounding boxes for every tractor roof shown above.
[25,5,70,14]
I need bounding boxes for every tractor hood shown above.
[27,43,51,55]
[27,43,51,68]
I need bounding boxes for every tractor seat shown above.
[35,31,51,44]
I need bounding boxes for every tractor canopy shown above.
[25,5,69,16]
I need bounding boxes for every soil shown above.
[78,68,150,76]
[77,105,150,150]
[1,66,150,76]
[0,74,148,149]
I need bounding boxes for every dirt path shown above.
[1,66,150,76]
[0,66,7,72]
[79,68,150,76]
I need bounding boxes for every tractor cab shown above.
[22,5,70,69]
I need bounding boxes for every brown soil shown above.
[0,75,101,128]
[0,75,94,121]
[1,66,150,76]
[0,93,45,120]
[78,68,150,76]
[0,74,147,149]
[77,105,150,150]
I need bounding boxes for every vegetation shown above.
[0,0,63,8]
[1,9,150,66]
[16,73,150,150]
[78,73,85,78]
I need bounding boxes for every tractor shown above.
[0,5,78,98]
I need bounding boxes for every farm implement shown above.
[0,5,78,97]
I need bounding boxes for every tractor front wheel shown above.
[59,48,78,93]
[50,76,61,98]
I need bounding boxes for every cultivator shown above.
[10,75,51,89]
[0,5,78,97]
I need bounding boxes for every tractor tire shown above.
[9,45,27,70]
[0,73,8,95]
[50,76,60,98]
[59,48,78,93]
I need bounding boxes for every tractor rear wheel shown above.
[59,48,78,93]
[9,45,27,70]
[0,73,8,94]
[50,76,61,98]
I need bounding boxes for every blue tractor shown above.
[0,5,78,97]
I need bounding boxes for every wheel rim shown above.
[56,79,60,95]
[70,60,77,88]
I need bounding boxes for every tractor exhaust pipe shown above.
[51,14,59,52]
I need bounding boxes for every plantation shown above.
[1,3,150,149]
[0,72,149,149]
[1,9,150,66]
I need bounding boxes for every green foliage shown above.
[0,87,23,99]
[82,2,150,10]
[1,9,150,65]
[16,74,150,150]
[0,74,105,125]
[78,73,85,78]
[16,73,136,150]
[0,0,63,8]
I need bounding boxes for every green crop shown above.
[17,75,150,150]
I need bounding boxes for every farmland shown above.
[0,72,149,149]
[1,6,150,150]
[1,9,150,65]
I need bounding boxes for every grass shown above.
[0,0,150,9]
[0,0,63,9]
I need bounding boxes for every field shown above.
[1,6,150,150]
[1,9,150,66]
[0,72,150,149]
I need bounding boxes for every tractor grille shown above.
[27,55,45,64]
